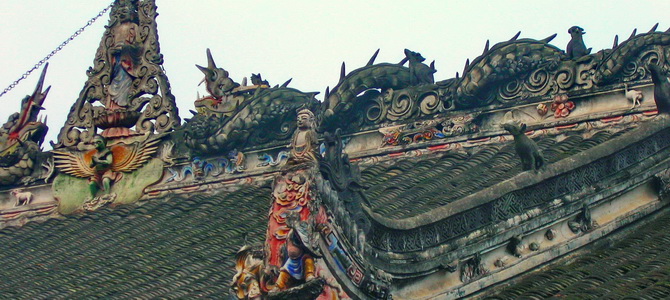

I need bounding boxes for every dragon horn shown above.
[629,28,637,40]
[541,33,557,43]
[463,58,470,74]
[510,31,521,41]
[339,62,346,83]
[206,48,217,69]
[456,72,459,79]
[613,35,619,48]
[483,40,490,54]
[398,57,409,65]
[325,86,330,99]
[32,63,50,106]
[281,78,292,88]
[366,49,380,66]
[649,23,659,33]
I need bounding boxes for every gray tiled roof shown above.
[361,128,635,219]
[0,184,270,299]
[485,207,670,299]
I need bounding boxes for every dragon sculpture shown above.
[0,64,51,186]
[183,49,320,154]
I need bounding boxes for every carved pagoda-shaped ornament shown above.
[54,0,180,149]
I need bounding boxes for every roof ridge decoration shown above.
[53,0,180,149]
[232,108,391,299]
[320,26,670,135]
[0,65,52,187]
[182,49,320,154]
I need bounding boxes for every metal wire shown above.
[0,2,114,99]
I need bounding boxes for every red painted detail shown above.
[388,152,404,157]
[643,110,659,116]
[428,144,449,151]
[556,123,578,130]
[601,115,624,123]
[181,185,200,192]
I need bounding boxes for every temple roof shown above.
[0,184,270,298]
[485,206,670,299]
[361,122,637,219]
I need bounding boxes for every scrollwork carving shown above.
[54,0,180,149]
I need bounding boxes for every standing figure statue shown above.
[106,0,141,109]
[287,108,319,165]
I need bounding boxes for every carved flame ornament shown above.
[54,0,180,149]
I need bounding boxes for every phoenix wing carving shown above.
[53,138,160,177]
[52,150,97,178]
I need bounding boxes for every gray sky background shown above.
[1,0,668,149]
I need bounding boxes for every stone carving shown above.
[250,73,270,86]
[593,25,670,85]
[0,64,51,187]
[54,0,180,148]
[648,63,670,113]
[551,94,575,118]
[53,135,159,198]
[287,109,319,165]
[502,121,544,171]
[506,235,523,258]
[460,253,489,283]
[159,141,175,167]
[655,168,670,199]
[258,151,289,167]
[454,33,562,107]
[569,204,595,233]
[529,242,540,251]
[10,189,33,207]
[321,49,416,131]
[624,84,644,108]
[566,26,591,59]
[545,229,556,240]
[404,49,436,85]
[164,151,245,183]
[196,48,240,101]
[320,129,364,192]
[184,51,319,154]
[380,115,479,147]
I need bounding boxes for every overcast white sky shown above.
[1,0,668,149]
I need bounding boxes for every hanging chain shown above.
[0,2,114,99]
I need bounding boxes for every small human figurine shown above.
[273,228,316,291]
[287,108,319,165]
[106,0,141,109]
[89,135,120,197]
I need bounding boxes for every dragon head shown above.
[196,48,239,99]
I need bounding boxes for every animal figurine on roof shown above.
[250,73,269,86]
[566,26,592,59]
[404,49,436,85]
[502,121,544,171]
[624,83,644,109]
[648,63,670,114]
